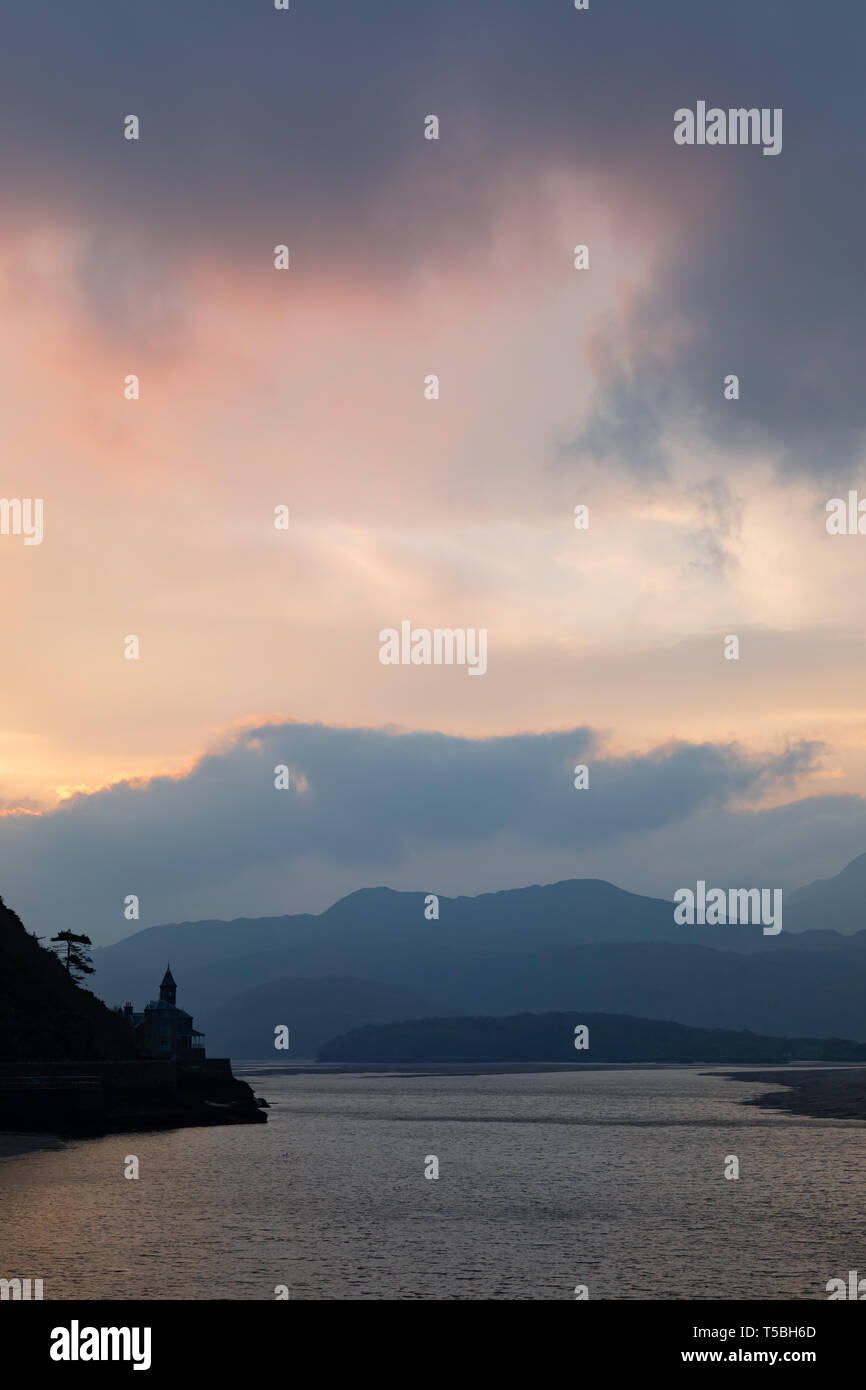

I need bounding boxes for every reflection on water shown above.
[1,1067,863,1300]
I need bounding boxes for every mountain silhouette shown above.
[89,863,866,1053]
[199,976,447,1058]
[786,852,866,934]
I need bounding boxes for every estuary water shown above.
[1,1066,863,1300]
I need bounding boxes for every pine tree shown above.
[50,930,95,984]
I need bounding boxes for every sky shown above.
[1,0,865,942]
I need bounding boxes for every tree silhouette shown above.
[50,930,95,984]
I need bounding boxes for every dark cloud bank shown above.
[0,721,841,942]
[1,1,862,471]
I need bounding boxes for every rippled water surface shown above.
[2,1067,864,1300]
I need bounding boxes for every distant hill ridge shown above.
[317,1011,866,1065]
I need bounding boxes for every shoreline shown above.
[723,1066,866,1121]
[239,1059,866,1121]
[235,1058,866,1079]
[0,1130,65,1159]
[6,1066,865,1145]
[0,1061,267,1141]
[0,1096,267,1142]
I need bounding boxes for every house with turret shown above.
[123,967,206,1061]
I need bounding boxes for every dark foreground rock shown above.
[0,1058,267,1136]
[724,1066,866,1121]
